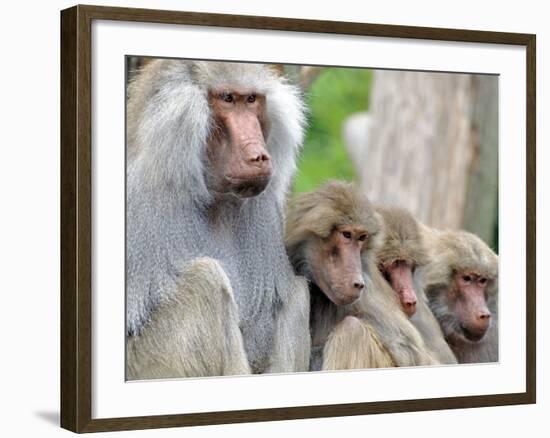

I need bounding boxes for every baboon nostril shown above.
[479,312,491,320]
[354,282,365,290]
[404,302,417,316]
[249,153,270,163]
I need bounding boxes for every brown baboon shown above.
[418,227,499,363]
[285,181,437,371]
[376,206,428,317]
[126,59,310,379]
[376,207,457,364]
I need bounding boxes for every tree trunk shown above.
[344,70,498,246]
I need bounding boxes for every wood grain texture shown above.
[60,5,78,432]
[60,4,536,433]
[525,34,536,404]
[346,72,498,245]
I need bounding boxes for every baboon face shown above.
[309,225,368,306]
[380,259,417,317]
[206,89,272,198]
[374,206,427,318]
[449,271,492,342]
[435,270,493,343]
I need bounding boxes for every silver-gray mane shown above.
[126,59,306,371]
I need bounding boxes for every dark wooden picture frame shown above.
[60,4,536,433]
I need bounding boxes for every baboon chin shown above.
[224,176,271,198]
[457,327,489,344]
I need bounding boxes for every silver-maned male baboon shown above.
[418,228,499,363]
[126,59,310,379]
[285,181,437,371]
[376,207,457,364]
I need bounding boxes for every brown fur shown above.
[418,226,499,363]
[285,182,438,370]
[376,206,429,269]
[322,316,395,370]
[286,181,383,251]
[375,207,457,364]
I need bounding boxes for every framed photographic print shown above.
[60,4,536,433]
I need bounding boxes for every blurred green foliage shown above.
[293,67,373,194]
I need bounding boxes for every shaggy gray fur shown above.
[126,60,308,375]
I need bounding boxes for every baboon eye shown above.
[222,93,234,103]
[462,275,472,282]
[247,94,256,103]
[342,231,352,239]
[479,277,487,284]
[358,234,367,241]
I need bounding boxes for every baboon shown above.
[417,227,499,363]
[126,59,310,379]
[376,206,427,317]
[376,207,457,364]
[285,181,437,371]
